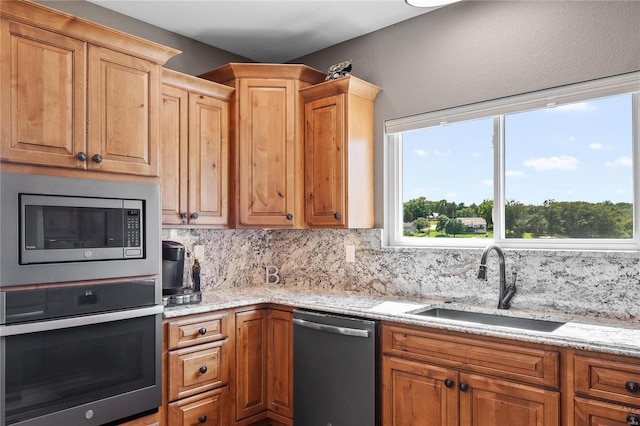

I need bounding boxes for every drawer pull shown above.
[627,415,639,426]
[626,381,639,393]
[199,415,207,423]
[444,378,454,388]
[459,382,469,392]
[198,327,207,335]
[199,366,208,374]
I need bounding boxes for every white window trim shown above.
[384,72,640,250]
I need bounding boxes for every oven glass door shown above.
[3,315,157,425]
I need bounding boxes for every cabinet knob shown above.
[459,382,469,392]
[191,212,199,220]
[76,152,87,161]
[199,415,207,423]
[626,381,639,393]
[334,212,341,220]
[199,365,208,374]
[286,213,293,220]
[444,378,455,389]
[198,327,207,335]
[181,212,188,219]
[627,415,640,426]
[91,154,102,164]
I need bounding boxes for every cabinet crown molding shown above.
[198,63,326,85]
[300,75,381,102]
[1,0,180,64]
[163,68,235,101]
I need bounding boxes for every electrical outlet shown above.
[345,245,356,263]
[194,245,205,259]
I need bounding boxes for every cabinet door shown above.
[0,19,86,168]
[304,94,346,227]
[267,310,293,419]
[459,373,560,426]
[87,45,160,176]
[575,396,640,426]
[235,309,268,420]
[168,387,229,426]
[161,84,189,224]
[382,356,458,426]
[237,79,298,227]
[188,92,229,226]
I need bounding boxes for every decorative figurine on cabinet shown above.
[325,59,352,81]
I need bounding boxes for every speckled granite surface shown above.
[162,228,640,322]
[163,286,640,358]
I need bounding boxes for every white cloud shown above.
[523,155,579,171]
[471,151,481,158]
[606,156,632,167]
[589,143,604,150]
[483,179,493,186]
[506,170,526,177]
[414,149,428,156]
[433,148,451,157]
[445,192,458,199]
[408,187,426,197]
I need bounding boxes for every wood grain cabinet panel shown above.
[300,76,381,228]
[0,0,179,178]
[199,63,326,228]
[161,69,233,226]
[168,387,229,426]
[235,309,268,420]
[267,310,294,419]
[168,340,229,401]
[574,396,640,426]
[0,20,86,168]
[574,354,640,407]
[167,312,228,350]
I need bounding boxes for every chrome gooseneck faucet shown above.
[477,243,517,309]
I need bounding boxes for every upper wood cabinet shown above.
[200,63,326,228]
[300,76,380,228]
[161,69,234,226]
[0,0,179,178]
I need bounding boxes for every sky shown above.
[402,93,633,207]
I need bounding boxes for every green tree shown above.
[403,196,431,223]
[436,215,449,234]
[477,199,493,229]
[456,206,477,218]
[413,217,430,233]
[445,218,465,236]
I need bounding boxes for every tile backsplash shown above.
[162,228,640,322]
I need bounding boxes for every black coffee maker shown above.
[162,240,185,295]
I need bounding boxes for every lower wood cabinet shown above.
[381,322,561,426]
[168,387,229,426]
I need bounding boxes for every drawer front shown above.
[168,313,228,350]
[168,387,229,426]
[575,396,640,425]
[382,323,560,388]
[574,354,640,406]
[169,340,229,401]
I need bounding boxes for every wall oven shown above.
[0,172,160,287]
[0,279,162,426]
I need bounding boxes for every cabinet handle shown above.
[180,212,188,219]
[199,415,207,423]
[198,327,207,335]
[334,212,341,220]
[626,381,639,393]
[459,382,469,392]
[191,212,199,220]
[444,378,455,388]
[627,415,640,426]
[91,154,102,164]
[286,213,293,220]
[76,152,87,161]
[199,365,208,374]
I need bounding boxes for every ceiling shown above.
[86,0,437,63]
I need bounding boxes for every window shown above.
[384,72,640,250]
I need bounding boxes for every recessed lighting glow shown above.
[405,0,461,7]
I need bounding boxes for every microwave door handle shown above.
[0,305,163,337]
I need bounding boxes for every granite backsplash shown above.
[161,228,640,322]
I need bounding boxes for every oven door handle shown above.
[0,305,163,337]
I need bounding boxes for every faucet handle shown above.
[510,271,518,288]
[477,265,488,280]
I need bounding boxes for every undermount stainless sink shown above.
[412,308,566,332]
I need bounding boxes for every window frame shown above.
[384,72,640,250]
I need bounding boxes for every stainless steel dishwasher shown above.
[293,309,379,426]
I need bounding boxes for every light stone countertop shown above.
[163,286,640,358]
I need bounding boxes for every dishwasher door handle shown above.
[292,318,370,338]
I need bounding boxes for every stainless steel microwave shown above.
[0,173,160,287]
